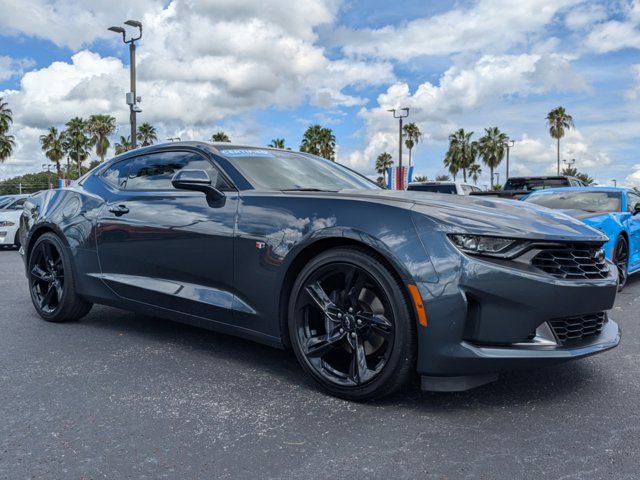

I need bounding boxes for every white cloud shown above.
[343,53,587,173]
[627,64,640,99]
[0,56,35,82]
[584,1,640,53]
[0,0,162,49]
[1,0,397,178]
[625,164,640,186]
[335,0,581,60]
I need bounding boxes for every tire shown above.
[288,247,417,401]
[613,236,629,292]
[13,232,20,249]
[27,232,93,322]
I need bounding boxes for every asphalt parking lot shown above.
[1,248,639,479]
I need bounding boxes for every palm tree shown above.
[446,129,477,182]
[137,122,158,147]
[211,131,231,142]
[413,175,428,182]
[375,152,394,186]
[86,114,116,163]
[478,127,508,188]
[0,97,14,163]
[561,165,579,177]
[443,150,459,181]
[300,124,336,161]
[63,117,91,176]
[269,138,286,149]
[0,97,13,133]
[40,127,65,177]
[546,107,574,175]
[0,133,15,163]
[468,164,482,185]
[114,136,132,155]
[402,123,422,167]
[435,174,451,181]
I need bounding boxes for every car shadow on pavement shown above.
[77,304,615,412]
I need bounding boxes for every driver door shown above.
[625,192,640,271]
[95,149,238,324]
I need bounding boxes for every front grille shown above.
[531,245,609,280]
[549,312,607,344]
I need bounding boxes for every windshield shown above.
[218,148,378,191]
[525,191,621,213]
[408,184,457,194]
[505,178,570,191]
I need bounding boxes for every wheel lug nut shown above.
[350,332,356,338]
[348,307,353,313]
[357,319,362,325]
[337,313,342,319]
[339,328,344,334]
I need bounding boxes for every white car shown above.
[407,181,483,195]
[0,195,28,248]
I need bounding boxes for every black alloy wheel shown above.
[28,233,92,322]
[289,247,416,401]
[614,236,629,291]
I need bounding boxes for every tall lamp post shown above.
[108,20,143,149]
[562,158,575,173]
[42,164,52,189]
[387,108,409,169]
[503,139,514,179]
[612,179,617,187]
[493,172,500,187]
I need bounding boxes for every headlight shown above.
[448,234,528,259]
[0,221,15,227]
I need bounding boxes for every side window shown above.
[102,151,232,191]
[460,185,472,195]
[9,198,27,209]
[627,193,640,213]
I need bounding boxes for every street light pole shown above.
[109,20,143,149]
[612,179,617,187]
[504,139,514,179]
[42,164,52,189]
[387,108,409,169]
[562,158,575,174]
[493,172,500,187]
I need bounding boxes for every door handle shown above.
[108,204,129,216]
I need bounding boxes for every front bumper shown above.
[416,252,620,389]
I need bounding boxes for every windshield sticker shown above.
[220,149,275,157]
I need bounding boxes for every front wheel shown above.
[28,232,93,322]
[613,236,629,292]
[288,247,417,401]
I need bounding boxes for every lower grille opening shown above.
[549,312,607,344]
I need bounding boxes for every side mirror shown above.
[171,169,225,204]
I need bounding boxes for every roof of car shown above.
[408,181,475,186]
[526,186,635,195]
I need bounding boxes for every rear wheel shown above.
[28,232,92,322]
[288,247,416,401]
[613,236,629,292]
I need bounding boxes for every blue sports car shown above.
[524,187,640,290]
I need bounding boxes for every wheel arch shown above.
[25,223,71,262]
[277,233,417,349]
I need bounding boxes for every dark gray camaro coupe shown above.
[20,142,620,400]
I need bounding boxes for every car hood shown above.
[336,190,608,242]
[0,209,22,221]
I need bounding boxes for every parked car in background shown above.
[407,181,482,195]
[0,195,30,248]
[19,142,620,400]
[471,176,585,200]
[523,187,640,290]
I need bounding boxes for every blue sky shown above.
[1,0,640,186]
